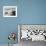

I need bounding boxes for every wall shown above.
[0,0,46,44]
[0,0,18,44]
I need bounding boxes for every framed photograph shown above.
[3,6,17,17]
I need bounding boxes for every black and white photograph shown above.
[3,6,17,17]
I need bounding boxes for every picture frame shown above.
[3,6,17,17]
